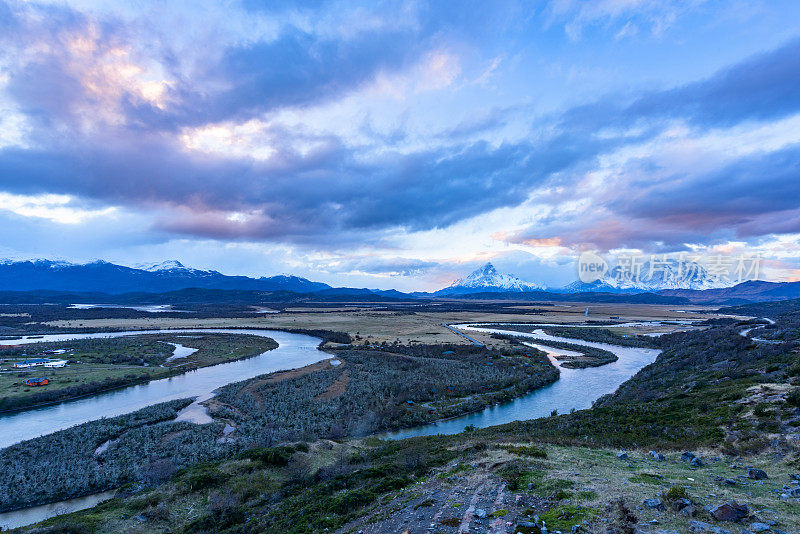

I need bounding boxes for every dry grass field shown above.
[44,302,724,345]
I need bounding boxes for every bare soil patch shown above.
[316,369,349,400]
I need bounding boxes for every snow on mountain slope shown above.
[437,263,546,294]
[0,258,330,293]
[561,258,736,293]
[137,260,195,272]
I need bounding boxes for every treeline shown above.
[719,299,800,342]
[490,332,618,368]
[0,399,233,512]
[481,319,799,451]
[536,340,618,368]
[0,341,558,511]
[720,298,800,319]
[213,347,558,444]
[1,333,277,367]
[0,334,278,412]
[278,328,352,345]
[484,323,659,348]
[347,341,527,359]
[541,326,660,348]
[1,336,173,364]
[0,372,152,413]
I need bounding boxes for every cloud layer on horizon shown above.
[0,0,799,287]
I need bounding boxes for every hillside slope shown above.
[25,301,800,533]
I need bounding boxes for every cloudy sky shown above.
[1,0,799,290]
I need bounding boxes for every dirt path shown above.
[315,368,349,400]
[458,482,485,533]
[337,462,544,534]
[224,359,336,409]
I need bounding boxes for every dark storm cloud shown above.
[611,144,800,235]
[513,145,800,251]
[166,27,423,127]
[1,2,800,251]
[631,38,800,128]
[557,38,800,133]
[0,134,606,241]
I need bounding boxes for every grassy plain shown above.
[12,300,789,533]
[44,302,721,345]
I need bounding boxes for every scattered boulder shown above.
[473,508,487,519]
[724,479,737,486]
[689,527,733,534]
[681,452,696,462]
[680,504,697,517]
[748,523,770,533]
[643,497,663,510]
[789,473,800,481]
[690,457,705,468]
[648,451,666,461]
[617,452,629,460]
[748,468,768,480]
[709,501,749,522]
[670,497,692,511]
[788,487,800,497]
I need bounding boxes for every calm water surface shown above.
[384,323,660,439]
[1,322,662,529]
[0,329,326,449]
[0,491,116,530]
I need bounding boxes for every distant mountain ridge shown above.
[435,263,546,295]
[0,259,331,294]
[560,258,726,293]
[656,279,800,304]
[0,258,797,305]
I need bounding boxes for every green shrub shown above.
[497,461,536,491]
[540,504,595,531]
[665,485,688,500]
[239,446,296,466]
[501,444,547,458]
[184,466,230,491]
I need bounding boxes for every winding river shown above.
[0,329,327,450]
[384,323,661,440]
[0,322,664,529]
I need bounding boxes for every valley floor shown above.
[5,300,800,533]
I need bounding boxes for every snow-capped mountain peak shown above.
[136,260,192,272]
[561,257,736,293]
[440,262,546,294]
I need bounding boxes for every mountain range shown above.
[434,262,545,295]
[0,258,797,305]
[0,259,331,294]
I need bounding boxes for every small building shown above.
[24,377,49,387]
[42,349,71,355]
[14,358,50,368]
[43,359,68,368]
